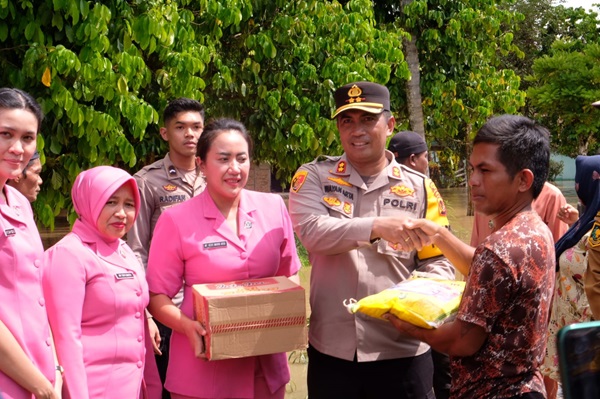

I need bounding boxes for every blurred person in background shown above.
[541,155,600,398]
[388,130,429,175]
[388,129,452,399]
[127,98,206,399]
[7,150,42,202]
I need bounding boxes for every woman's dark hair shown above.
[0,88,44,128]
[197,118,253,161]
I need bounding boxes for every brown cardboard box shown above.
[192,276,308,360]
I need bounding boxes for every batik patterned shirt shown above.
[451,210,555,399]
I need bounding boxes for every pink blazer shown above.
[44,221,150,398]
[0,186,55,399]
[147,189,301,398]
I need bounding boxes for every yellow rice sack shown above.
[344,275,465,329]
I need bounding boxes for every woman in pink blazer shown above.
[147,118,301,399]
[0,88,59,399]
[43,166,160,399]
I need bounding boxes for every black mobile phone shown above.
[557,320,600,399]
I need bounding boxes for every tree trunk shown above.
[403,33,425,138]
[579,134,591,155]
[400,0,424,137]
[465,124,474,217]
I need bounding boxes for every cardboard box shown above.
[192,276,308,360]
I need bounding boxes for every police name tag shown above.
[4,228,16,237]
[115,272,134,280]
[204,241,227,249]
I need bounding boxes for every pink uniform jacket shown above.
[43,166,159,399]
[146,189,301,398]
[0,185,55,399]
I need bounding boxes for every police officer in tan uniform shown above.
[586,211,600,318]
[288,81,454,399]
[586,101,600,318]
[388,130,430,175]
[127,97,206,399]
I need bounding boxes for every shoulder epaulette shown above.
[399,165,426,178]
[134,159,164,178]
[309,154,341,164]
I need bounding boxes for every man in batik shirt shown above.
[386,114,555,399]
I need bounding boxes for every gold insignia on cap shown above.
[347,85,365,104]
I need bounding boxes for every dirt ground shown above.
[285,267,310,398]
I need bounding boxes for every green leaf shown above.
[52,0,65,11]
[0,22,7,41]
[117,76,128,94]
[50,170,63,190]
[51,13,64,30]
[69,0,79,24]
[24,22,37,40]
[79,0,89,19]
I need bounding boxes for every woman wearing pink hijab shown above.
[43,166,160,399]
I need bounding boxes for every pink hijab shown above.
[71,166,140,232]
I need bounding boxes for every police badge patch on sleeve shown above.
[291,170,308,193]
[589,221,600,248]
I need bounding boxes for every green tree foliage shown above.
[548,158,564,182]
[408,1,525,147]
[527,40,600,156]
[372,0,526,158]
[496,1,600,157]
[196,0,408,180]
[525,4,600,157]
[498,0,556,90]
[0,0,407,227]
[0,0,202,227]
[547,3,600,46]
[372,0,526,214]
[499,1,600,95]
